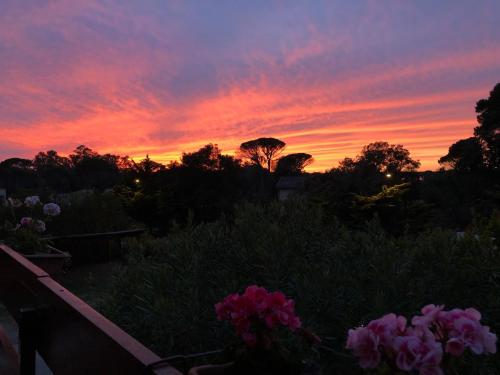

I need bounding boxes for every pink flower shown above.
[367,313,407,347]
[446,316,497,355]
[243,285,268,314]
[482,326,498,354]
[264,292,301,330]
[412,304,445,328]
[463,308,482,322]
[20,217,33,226]
[439,308,481,330]
[215,293,239,321]
[346,327,381,369]
[429,307,498,356]
[394,335,420,371]
[348,305,497,373]
[393,334,443,375]
[214,285,304,347]
[445,338,465,356]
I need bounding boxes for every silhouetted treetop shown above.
[337,141,420,175]
[0,158,33,170]
[66,145,122,189]
[182,144,221,171]
[337,157,357,173]
[438,137,485,172]
[239,137,286,171]
[359,142,420,173]
[132,155,165,177]
[181,144,241,171]
[276,153,313,175]
[69,145,99,165]
[33,150,70,170]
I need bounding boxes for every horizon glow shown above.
[1,1,500,171]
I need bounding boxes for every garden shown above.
[0,187,499,373]
[97,199,499,374]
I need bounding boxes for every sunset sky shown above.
[1,1,500,171]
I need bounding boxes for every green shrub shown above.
[100,199,500,373]
[49,190,139,235]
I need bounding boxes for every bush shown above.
[49,190,139,235]
[100,199,500,373]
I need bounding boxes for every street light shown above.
[385,173,392,178]
[134,178,141,184]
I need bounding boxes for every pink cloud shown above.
[0,1,499,172]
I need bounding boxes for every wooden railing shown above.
[0,244,181,375]
[44,228,146,241]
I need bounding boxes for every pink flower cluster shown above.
[19,217,46,232]
[347,305,497,375]
[215,285,302,346]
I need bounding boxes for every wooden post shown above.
[19,308,37,375]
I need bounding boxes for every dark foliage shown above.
[101,200,500,374]
[276,153,313,175]
[475,83,500,169]
[439,137,485,172]
[336,141,420,176]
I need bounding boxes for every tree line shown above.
[0,83,498,234]
[0,136,422,194]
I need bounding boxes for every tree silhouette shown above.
[33,150,72,191]
[337,157,358,173]
[332,142,419,195]
[69,145,99,165]
[438,137,485,172]
[358,141,420,174]
[182,144,221,171]
[0,158,33,170]
[0,158,35,192]
[276,153,313,175]
[116,156,135,171]
[69,145,121,189]
[239,137,286,171]
[181,144,241,171]
[33,150,70,169]
[132,155,165,177]
[217,154,241,172]
[474,82,500,169]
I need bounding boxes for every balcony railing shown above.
[0,243,181,375]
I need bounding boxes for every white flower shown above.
[43,203,61,216]
[24,195,41,207]
[34,220,46,233]
[7,197,22,208]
